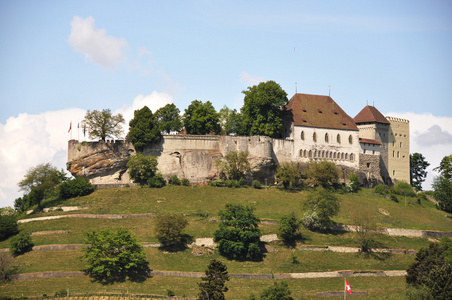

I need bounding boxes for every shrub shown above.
[238,177,246,187]
[168,175,181,185]
[148,173,166,188]
[279,212,302,243]
[260,281,293,300]
[181,178,190,186]
[252,180,262,189]
[348,173,360,193]
[225,180,240,188]
[391,181,416,197]
[0,215,19,241]
[0,253,19,282]
[390,194,399,203]
[274,162,301,189]
[154,214,189,246]
[10,232,34,256]
[373,184,388,195]
[304,161,339,187]
[301,187,340,231]
[127,153,158,185]
[59,177,94,199]
[166,289,175,297]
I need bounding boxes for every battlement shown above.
[386,116,409,123]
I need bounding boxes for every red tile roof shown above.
[359,138,381,145]
[286,94,358,131]
[354,105,390,124]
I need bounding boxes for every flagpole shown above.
[344,277,346,300]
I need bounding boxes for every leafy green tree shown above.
[127,106,161,151]
[348,173,360,193]
[278,212,302,244]
[18,163,66,211]
[0,215,18,241]
[260,281,293,300]
[14,192,38,213]
[241,80,288,137]
[406,240,452,299]
[302,187,340,230]
[434,155,452,180]
[216,151,250,181]
[274,162,301,189]
[351,209,383,253]
[304,161,339,187]
[10,232,34,257]
[59,177,94,199]
[82,109,125,141]
[391,181,416,197]
[155,213,189,247]
[213,204,262,261]
[219,106,244,135]
[183,100,221,135]
[198,259,230,300]
[127,153,158,185]
[410,153,430,191]
[80,228,150,283]
[0,253,19,282]
[433,175,452,213]
[155,103,183,134]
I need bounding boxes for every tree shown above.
[127,106,161,152]
[434,155,452,180]
[80,227,150,283]
[351,209,383,253]
[198,259,230,300]
[0,215,18,241]
[348,173,360,193]
[0,253,19,282]
[18,163,66,211]
[155,103,183,134]
[216,151,250,181]
[433,175,452,213]
[10,231,34,256]
[406,240,452,299]
[154,213,189,247]
[59,177,94,199]
[278,212,302,244]
[82,109,125,141]
[274,162,301,189]
[219,106,244,135]
[240,80,288,137]
[304,161,339,187]
[183,100,221,135]
[301,187,340,231]
[260,281,293,300]
[213,204,262,261]
[410,153,430,191]
[127,153,158,185]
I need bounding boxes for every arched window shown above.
[333,152,337,159]
[304,150,307,157]
[348,135,353,144]
[314,150,317,158]
[341,153,344,160]
[330,152,333,158]
[325,133,329,143]
[350,153,354,161]
[322,150,325,158]
[313,132,317,142]
[337,134,341,143]
[299,149,303,157]
[301,131,305,140]
[308,150,312,158]
[345,153,348,160]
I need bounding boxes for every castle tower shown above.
[386,117,410,183]
[354,106,391,183]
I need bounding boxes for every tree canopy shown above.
[219,106,244,135]
[260,281,293,300]
[274,162,301,189]
[434,154,452,180]
[213,204,262,261]
[410,153,430,191]
[304,161,339,187]
[154,213,189,247]
[18,163,66,211]
[80,227,150,283]
[433,155,452,213]
[216,151,250,181]
[155,103,183,134]
[183,100,221,135]
[127,106,161,151]
[198,259,230,300]
[302,187,340,231]
[82,109,125,141]
[126,153,158,186]
[240,80,288,137]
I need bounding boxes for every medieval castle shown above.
[67,93,409,186]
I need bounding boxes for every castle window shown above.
[333,152,337,159]
[392,141,395,147]
[341,153,344,160]
[313,132,317,142]
[348,135,353,144]
[372,150,375,155]
[308,150,312,158]
[330,152,333,159]
[301,131,305,140]
[393,151,395,157]
[400,142,402,148]
[322,151,325,158]
[367,163,370,168]
[325,133,329,142]
[299,150,303,157]
[304,150,307,157]
[364,149,366,154]
[350,153,354,161]
[397,151,399,158]
[393,170,395,176]
[345,153,348,160]
[337,134,341,143]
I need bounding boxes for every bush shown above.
[274,162,301,189]
[148,173,166,188]
[225,180,240,188]
[168,175,181,185]
[0,215,18,241]
[238,177,246,187]
[348,173,360,193]
[390,194,399,203]
[373,184,389,195]
[0,253,19,282]
[301,187,340,231]
[59,177,94,199]
[260,281,293,300]
[278,213,302,244]
[154,213,189,246]
[391,181,416,197]
[252,180,262,189]
[304,161,339,187]
[10,232,34,256]
[127,153,158,185]
[181,178,190,186]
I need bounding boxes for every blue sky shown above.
[1,0,452,207]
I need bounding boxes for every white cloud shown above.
[115,91,174,127]
[0,108,86,208]
[68,16,128,69]
[240,71,265,87]
[386,112,452,190]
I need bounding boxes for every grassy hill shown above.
[1,185,451,299]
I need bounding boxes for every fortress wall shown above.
[159,135,220,151]
[359,153,382,185]
[271,138,294,163]
[68,139,134,162]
